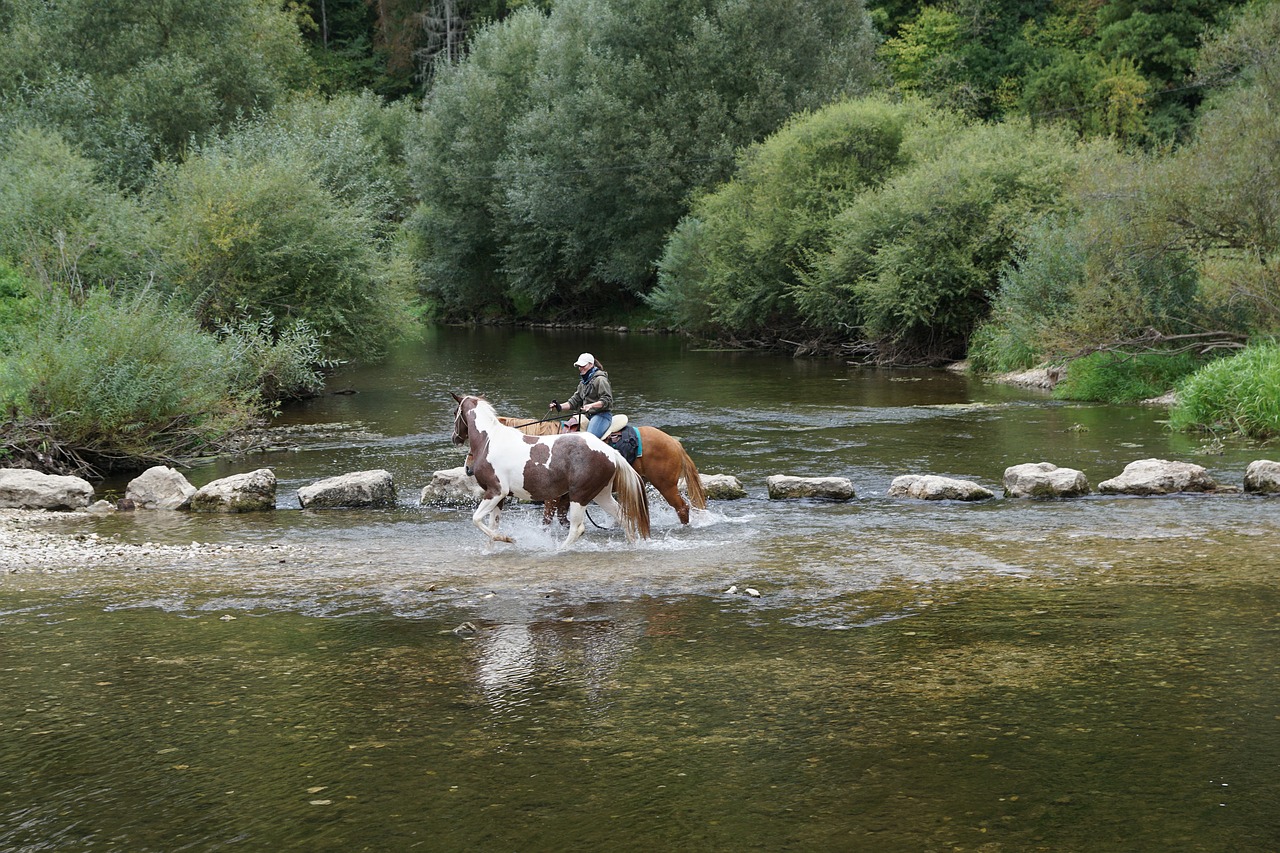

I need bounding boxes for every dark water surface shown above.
[4,327,1279,851]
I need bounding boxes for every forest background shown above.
[0,0,1277,476]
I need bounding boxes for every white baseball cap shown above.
[573,352,595,367]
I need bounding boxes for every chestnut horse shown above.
[498,414,707,524]
[451,394,650,548]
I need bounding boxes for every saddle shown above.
[565,413,641,464]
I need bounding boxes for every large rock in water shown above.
[1097,458,1217,495]
[888,474,994,501]
[125,465,197,509]
[766,475,855,501]
[298,470,396,508]
[421,467,484,504]
[0,468,94,509]
[1003,462,1090,499]
[699,473,746,500]
[1244,460,1280,494]
[189,468,277,512]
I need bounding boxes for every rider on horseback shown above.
[550,353,613,439]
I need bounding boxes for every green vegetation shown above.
[1052,351,1203,404]
[2,0,1277,472]
[1170,344,1280,440]
[0,290,257,473]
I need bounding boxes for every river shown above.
[3,326,1278,851]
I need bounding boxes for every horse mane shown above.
[497,415,560,436]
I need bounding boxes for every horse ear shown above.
[451,392,463,403]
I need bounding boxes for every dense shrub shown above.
[0,127,155,292]
[216,314,335,408]
[152,139,413,360]
[1052,351,1202,403]
[1169,344,1280,439]
[0,289,258,473]
[0,0,311,188]
[649,97,944,340]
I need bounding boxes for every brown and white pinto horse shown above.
[498,414,708,524]
[451,394,650,548]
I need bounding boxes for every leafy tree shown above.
[650,97,947,339]
[408,0,881,320]
[153,136,413,361]
[805,117,1086,362]
[0,0,311,187]
[0,288,259,474]
[0,127,155,294]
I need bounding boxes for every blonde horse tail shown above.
[612,456,651,540]
[679,445,708,510]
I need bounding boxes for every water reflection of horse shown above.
[451,393,650,549]
[498,414,707,525]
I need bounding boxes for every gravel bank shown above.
[0,508,302,574]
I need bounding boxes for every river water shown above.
[3,326,1278,851]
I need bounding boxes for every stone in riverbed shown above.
[1003,462,1090,499]
[0,468,94,510]
[888,474,994,501]
[698,473,746,500]
[1244,460,1280,494]
[421,467,484,505]
[298,469,396,508]
[766,475,855,501]
[1097,458,1217,496]
[126,465,197,510]
[190,468,277,513]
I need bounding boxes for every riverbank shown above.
[0,508,301,575]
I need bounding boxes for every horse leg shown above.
[655,479,691,525]
[542,500,555,525]
[558,495,570,526]
[590,489,635,543]
[472,495,514,544]
[559,502,588,550]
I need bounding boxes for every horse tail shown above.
[678,443,708,510]
[612,454,651,540]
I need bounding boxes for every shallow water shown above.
[4,327,1279,850]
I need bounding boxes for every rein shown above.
[503,411,579,430]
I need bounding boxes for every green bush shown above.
[216,314,335,408]
[0,126,155,292]
[1053,351,1202,403]
[0,260,36,348]
[1169,344,1280,439]
[153,139,413,361]
[0,288,258,472]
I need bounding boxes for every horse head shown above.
[450,393,477,446]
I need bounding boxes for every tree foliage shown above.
[408,0,881,320]
[0,0,310,187]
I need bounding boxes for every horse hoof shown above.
[495,534,515,544]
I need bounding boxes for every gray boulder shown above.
[1097,458,1217,496]
[421,467,484,505]
[1003,462,1090,499]
[889,474,994,502]
[0,468,94,510]
[699,474,746,500]
[1244,460,1280,494]
[299,469,396,508]
[190,468,277,513]
[766,475,855,501]
[126,465,197,510]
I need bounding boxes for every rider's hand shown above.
[549,399,560,411]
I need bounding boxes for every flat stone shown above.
[298,469,396,508]
[699,474,746,500]
[421,467,484,505]
[888,474,994,501]
[190,468,277,513]
[0,468,94,510]
[1097,458,1217,495]
[766,475,855,501]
